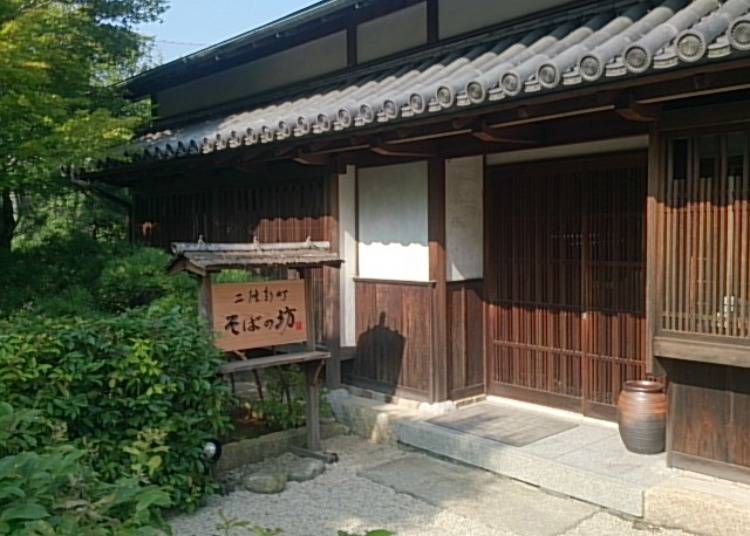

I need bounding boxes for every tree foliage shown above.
[0,0,166,249]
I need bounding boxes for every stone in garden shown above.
[288,458,326,482]
[243,471,287,494]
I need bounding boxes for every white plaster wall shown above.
[438,0,570,39]
[156,31,348,118]
[446,156,484,282]
[338,166,357,347]
[357,3,428,63]
[358,161,429,282]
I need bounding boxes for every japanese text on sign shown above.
[211,280,308,351]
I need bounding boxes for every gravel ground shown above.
[170,435,691,536]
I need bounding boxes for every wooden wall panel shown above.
[349,280,433,399]
[662,358,750,482]
[447,280,484,399]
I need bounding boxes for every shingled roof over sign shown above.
[129,0,750,163]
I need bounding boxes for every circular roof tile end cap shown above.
[537,63,561,89]
[578,54,604,82]
[359,104,375,123]
[676,30,708,62]
[729,17,750,51]
[316,113,330,130]
[501,72,523,96]
[624,45,653,74]
[337,108,353,128]
[409,93,427,114]
[465,80,487,104]
[435,86,455,109]
[382,99,399,119]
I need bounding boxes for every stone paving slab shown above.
[521,424,618,459]
[360,454,598,536]
[397,419,652,516]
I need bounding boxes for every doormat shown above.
[428,403,577,447]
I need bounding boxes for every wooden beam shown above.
[324,173,342,388]
[615,95,661,123]
[293,152,334,166]
[428,158,448,403]
[347,22,357,66]
[473,123,538,144]
[427,0,439,44]
[371,140,437,158]
[645,125,663,376]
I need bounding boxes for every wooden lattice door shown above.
[486,153,647,419]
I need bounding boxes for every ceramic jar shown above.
[616,380,667,454]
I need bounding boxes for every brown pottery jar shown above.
[616,380,667,455]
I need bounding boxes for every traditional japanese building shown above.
[95,0,750,484]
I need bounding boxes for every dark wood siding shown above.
[348,279,433,400]
[132,175,327,247]
[662,358,750,483]
[447,280,484,399]
[486,154,647,418]
[131,173,331,343]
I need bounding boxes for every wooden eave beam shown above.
[615,94,661,122]
[473,123,538,144]
[293,152,335,166]
[371,140,437,158]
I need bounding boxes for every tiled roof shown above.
[132,0,750,162]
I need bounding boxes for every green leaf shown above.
[0,502,49,521]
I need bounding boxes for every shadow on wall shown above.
[352,312,406,396]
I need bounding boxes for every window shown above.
[660,132,750,339]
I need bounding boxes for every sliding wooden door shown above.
[485,153,647,418]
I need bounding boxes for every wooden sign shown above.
[211,280,308,351]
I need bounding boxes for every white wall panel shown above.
[438,0,569,39]
[446,156,483,282]
[156,31,348,118]
[357,3,427,63]
[338,166,357,347]
[358,161,429,282]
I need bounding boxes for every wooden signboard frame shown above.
[169,241,341,459]
[211,279,308,352]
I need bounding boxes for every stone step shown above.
[397,419,648,517]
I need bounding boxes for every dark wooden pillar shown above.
[429,158,448,402]
[324,173,342,388]
[427,0,439,44]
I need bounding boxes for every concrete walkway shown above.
[171,435,690,536]
[398,398,673,516]
[329,388,750,536]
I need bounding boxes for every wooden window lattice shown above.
[660,132,750,339]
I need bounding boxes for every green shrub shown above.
[0,304,233,510]
[0,445,170,535]
[0,403,56,457]
[0,232,113,318]
[97,247,194,312]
